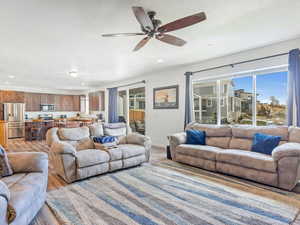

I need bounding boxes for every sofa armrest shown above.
[51,141,77,156]
[7,152,48,174]
[46,127,59,147]
[0,180,9,202]
[272,142,300,161]
[168,132,186,160]
[126,133,152,162]
[0,180,9,225]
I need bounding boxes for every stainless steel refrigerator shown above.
[3,103,25,138]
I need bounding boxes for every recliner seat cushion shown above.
[105,148,123,161]
[118,144,145,158]
[216,149,277,173]
[76,149,109,168]
[176,144,224,160]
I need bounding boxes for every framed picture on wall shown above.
[153,85,179,109]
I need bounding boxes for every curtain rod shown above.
[190,52,289,75]
[112,80,146,89]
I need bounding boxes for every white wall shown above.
[99,37,300,147]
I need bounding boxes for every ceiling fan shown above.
[102,7,206,51]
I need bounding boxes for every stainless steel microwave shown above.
[40,104,55,112]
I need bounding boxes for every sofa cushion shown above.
[176,144,224,161]
[88,123,104,137]
[289,127,300,143]
[185,123,232,137]
[232,125,288,141]
[105,148,123,161]
[206,137,231,149]
[118,144,145,158]
[76,149,109,168]
[216,149,277,173]
[104,123,127,137]
[58,127,90,141]
[186,129,206,145]
[251,133,281,155]
[229,137,252,151]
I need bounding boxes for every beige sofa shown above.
[46,123,151,183]
[0,152,48,225]
[169,122,300,191]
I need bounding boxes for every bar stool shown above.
[25,122,43,141]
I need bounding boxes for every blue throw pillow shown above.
[251,133,281,155]
[186,129,206,145]
[93,136,116,144]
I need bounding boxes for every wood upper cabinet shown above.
[72,95,80,112]
[0,90,24,103]
[2,91,81,112]
[47,94,55,105]
[25,93,41,112]
[89,91,105,112]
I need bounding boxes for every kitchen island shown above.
[24,117,97,141]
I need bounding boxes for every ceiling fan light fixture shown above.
[102,7,206,51]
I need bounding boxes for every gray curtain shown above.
[184,72,193,128]
[108,87,119,123]
[288,49,300,126]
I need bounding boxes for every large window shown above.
[192,70,288,126]
[256,72,287,126]
[221,76,253,125]
[193,81,217,124]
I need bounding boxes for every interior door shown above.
[118,90,128,123]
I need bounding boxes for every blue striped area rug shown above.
[47,165,300,225]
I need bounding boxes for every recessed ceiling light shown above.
[69,71,78,78]
[81,82,85,86]
[8,75,15,79]
[4,81,10,85]
[157,59,164,63]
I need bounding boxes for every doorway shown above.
[117,87,145,134]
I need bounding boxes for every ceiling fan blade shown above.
[158,12,206,33]
[102,33,145,37]
[132,6,154,31]
[133,36,151,51]
[156,34,186,47]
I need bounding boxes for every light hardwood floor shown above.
[7,139,166,225]
[7,139,300,225]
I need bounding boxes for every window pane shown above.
[193,81,217,124]
[256,71,287,126]
[221,76,253,125]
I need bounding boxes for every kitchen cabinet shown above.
[47,94,55,105]
[89,91,105,111]
[0,121,8,148]
[3,91,81,112]
[0,90,24,103]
